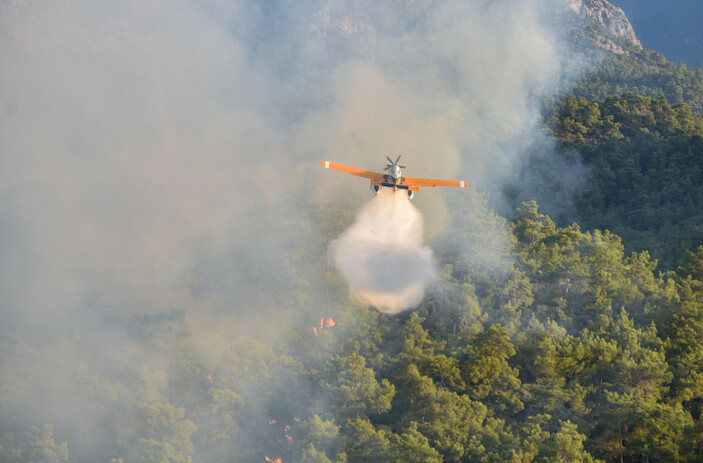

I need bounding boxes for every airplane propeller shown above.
[385,155,406,171]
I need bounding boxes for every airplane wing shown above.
[322,160,384,181]
[401,176,468,188]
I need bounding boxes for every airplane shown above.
[322,155,467,199]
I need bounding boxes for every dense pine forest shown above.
[3,192,703,462]
[572,46,703,113]
[510,93,703,270]
[3,2,703,463]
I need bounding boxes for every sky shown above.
[614,0,703,68]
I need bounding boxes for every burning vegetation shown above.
[313,318,337,335]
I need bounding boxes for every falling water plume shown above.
[329,189,437,314]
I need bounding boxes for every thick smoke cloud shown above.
[1,0,567,331]
[330,189,437,313]
[0,0,573,456]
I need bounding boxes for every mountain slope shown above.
[561,0,703,114]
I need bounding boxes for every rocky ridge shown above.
[569,0,641,53]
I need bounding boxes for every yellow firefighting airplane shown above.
[322,155,467,199]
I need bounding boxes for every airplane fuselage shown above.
[382,174,403,190]
[390,165,401,182]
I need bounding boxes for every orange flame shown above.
[264,457,282,463]
[313,318,337,335]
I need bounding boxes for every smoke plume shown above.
[330,189,437,313]
[0,0,578,458]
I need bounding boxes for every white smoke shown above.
[329,189,437,313]
[0,0,569,333]
[0,0,575,457]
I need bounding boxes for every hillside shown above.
[507,94,703,270]
[4,197,702,462]
[560,0,703,114]
[501,1,703,270]
[571,48,703,114]
[2,1,703,462]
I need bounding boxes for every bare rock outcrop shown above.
[570,0,641,49]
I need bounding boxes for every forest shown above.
[3,3,703,463]
[566,17,703,113]
[2,188,703,462]
[508,93,703,270]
